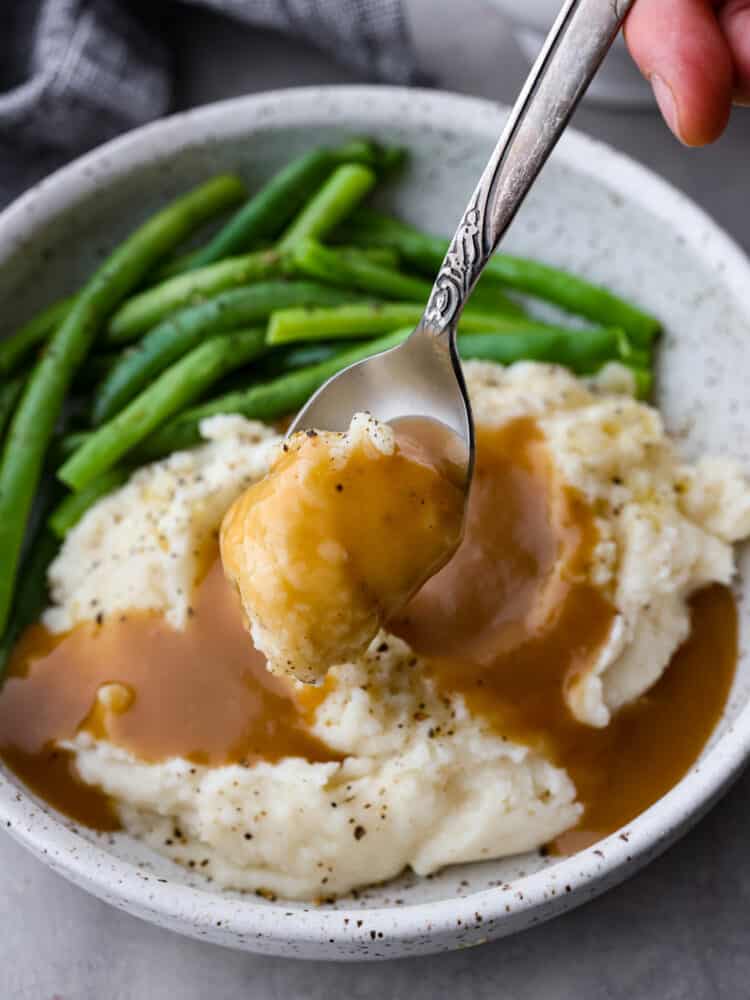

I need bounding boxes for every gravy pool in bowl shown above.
[0,360,747,900]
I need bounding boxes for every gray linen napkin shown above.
[0,0,418,205]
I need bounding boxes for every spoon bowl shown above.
[289,323,474,483]
[288,0,634,484]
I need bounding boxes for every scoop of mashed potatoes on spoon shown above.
[220,412,466,683]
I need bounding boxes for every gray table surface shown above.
[3,2,749,997]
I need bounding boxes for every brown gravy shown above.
[392,418,738,850]
[0,417,738,851]
[0,561,339,828]
[551,585,736,852]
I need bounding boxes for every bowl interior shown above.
[0,88,748,938]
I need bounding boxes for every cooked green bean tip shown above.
[277,164,377,253]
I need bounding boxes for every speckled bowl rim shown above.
[1,86,749,958]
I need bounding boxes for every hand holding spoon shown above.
[290,0,636,490]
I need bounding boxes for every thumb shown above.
[624,0,734,145]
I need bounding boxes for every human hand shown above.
[625,0,749,145]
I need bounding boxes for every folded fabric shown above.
[0,0,418,205]
[190,0,417,82]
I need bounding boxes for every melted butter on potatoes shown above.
[220,412,465,683]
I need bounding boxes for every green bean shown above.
[290,238,432,301]
[57,430,90,461]
[48,467,129,540]
[336,247,400,270]
[292,239,521,318]
[456,328,627,374]
[161,141,405,276]
[59,328,268,490]
[0,454,62,675]
[338,209,660,346]
[267,302,419,343]
[0,164,261,372]
[159,244,399,281]
[211,342,349,398]
[107,249,283,342]
[361,144,407,174]
[266,302,585,345]
[630,366,653,400]
[136,321,633,462]
[209,341,352,396]
[155,248,209,281]
[613,362,653,400]
[277,165,377,252]
[136,330,407,460]
[0,375,25,439]
[0,296,76,378]
[94,281,361,424]
[622,345,651,369]
[463,278,526,317]
[465,334,651,397]
[0,529,59,680]
[75,342,651,470]
[459,330,623,366]
[329,231,525,318]
[0,173,247,635]
[294,237,522,316]
[462,337,652,398]
[263,342,347,375]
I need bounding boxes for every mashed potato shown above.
[45,361,750,899]
[69,637,579,898]
[220,412,465,683]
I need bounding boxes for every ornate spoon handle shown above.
[422,0,636,336]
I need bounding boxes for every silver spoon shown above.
[290,0,636,486]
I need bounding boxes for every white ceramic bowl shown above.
[0,86,748,960]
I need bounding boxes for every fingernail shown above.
[650,74,684,143]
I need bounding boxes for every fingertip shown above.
[719,0,750,99]
[677,85,732,147]
[649,75,686,144]
[624,0,734,145]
